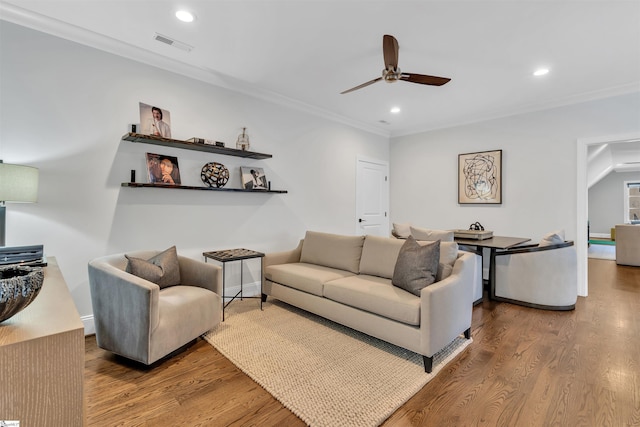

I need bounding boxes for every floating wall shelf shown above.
[121,182,287,194]
[122,133,273,159]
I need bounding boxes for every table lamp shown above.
[0,160,39,246]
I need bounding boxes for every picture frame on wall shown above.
[139,102,172,138]
[458,149,502,204]
[240,166,267,190]
[146,153,181,185]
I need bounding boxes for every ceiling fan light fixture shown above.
[533,68,550,77]
[175,10,196,23]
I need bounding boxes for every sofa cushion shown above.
[125,246,181,289]
[392,222,411,239]
[300,231,365,274]
[265,262,356,297]
[410,226,454,242]
[323,275,421,326]
[417,240,458,281]
[359,236,405,279]
[392,237,440,296]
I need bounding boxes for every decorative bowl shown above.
[0,265,45,323]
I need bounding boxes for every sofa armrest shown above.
[264,239,304,268]
[178,256,222,296]
[420,251,475,357]
[88,260,160,357]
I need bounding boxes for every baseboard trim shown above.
[82,315,95,336]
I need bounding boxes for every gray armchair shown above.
[490,241,577,310]
[88,250,222,364]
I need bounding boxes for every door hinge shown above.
[385,212,387,217]
[385,176,388,181]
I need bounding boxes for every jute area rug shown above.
[203,300,472,427]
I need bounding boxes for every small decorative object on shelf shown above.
[0,265,45,323]
[236,127,250,151]
[240,166,267,190]
[201,162,230,188]
[187,137,223,146]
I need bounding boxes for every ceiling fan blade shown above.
[383,34,399,69]
[340,77,383,94]
[400,73,451,86]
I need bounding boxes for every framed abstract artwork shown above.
[458,149,502,204]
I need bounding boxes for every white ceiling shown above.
[1,0,640,137]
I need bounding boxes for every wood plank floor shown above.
[84,259,640,426]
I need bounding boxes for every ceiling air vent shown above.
[153,33,193,52]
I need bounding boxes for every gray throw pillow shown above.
[125,246,181,289]
[392,236,440,296]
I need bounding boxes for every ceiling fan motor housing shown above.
[382,67,401,82]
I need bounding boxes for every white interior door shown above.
[356,156,389,236]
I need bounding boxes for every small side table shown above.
[203,248,265,321]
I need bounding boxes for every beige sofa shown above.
[615,224,640,266]
[262,231,475,372]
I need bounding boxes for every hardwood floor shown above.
[84,259,640,426]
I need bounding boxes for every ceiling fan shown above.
[341,34,451,94]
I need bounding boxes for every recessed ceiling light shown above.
[176,10,195,23]
[390,107,401,114]
[533,68,550,77]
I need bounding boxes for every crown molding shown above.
[0,2,390,138]
[391,82,640,138]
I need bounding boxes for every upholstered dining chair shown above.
[490,240,577,310]
[88,247,222,365]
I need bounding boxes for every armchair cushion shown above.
[392,237,440,296]
[125,246,180,289]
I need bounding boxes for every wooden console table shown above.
[0,257,85,426]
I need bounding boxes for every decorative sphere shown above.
[201,162,230,188]
[0,266,45,323]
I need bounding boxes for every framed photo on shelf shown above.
[458,149,502,204]
[240,166,267,190]
[146,153,181,185]
[139,102,172,138]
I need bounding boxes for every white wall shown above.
[390,92,640,295]
[0,22,389,329]
[589,171,640,234]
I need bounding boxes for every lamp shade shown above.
[0,163,39,203]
